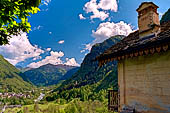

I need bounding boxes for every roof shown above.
[136,2,159,12]
[97,21,170,62]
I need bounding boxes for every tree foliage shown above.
[0,0,41,45]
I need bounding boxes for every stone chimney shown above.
[137,2,160,38]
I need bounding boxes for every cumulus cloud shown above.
[33,56,42,61]
[98,0,118,11]
[58,40,65,44]
[65,58,80,66]
[82,21,133,52]
[28,51,80,68]
[79,14,86,20]
[92,21,133,43]
[0,32,44,65]
[28,51,64,68]
[82,0,118,21]
[90,11,109,21]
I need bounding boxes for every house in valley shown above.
[97,2,170,113]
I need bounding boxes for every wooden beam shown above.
[163,45,168,51]
[139,50,144,56]
[125,54,129,59]
[144,49,149,55]
[150,48,155,54]
[130,53,134,58]
[134,52,139,57]
[156,46,161,53]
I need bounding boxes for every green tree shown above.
[0,0,41,45]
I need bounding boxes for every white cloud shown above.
[48,32,52,35]
[92,21,133,43]
[79,14,86,20]
[28,51,64,68]
[65,58,80,66]
[0,32,44,65]
[33,56,42,61]
[82,0,118,21]
[80,50,86,53]
[90,11,109,21]
[46,48,51,51]
[33,25,43,31]
[28,52,80,68]
[98,0,118,12]
[82,21,133,52]
[58,40,65,44]
[42,0,51,6]
[83,43,92,52]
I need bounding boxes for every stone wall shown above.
[118,50,170,113]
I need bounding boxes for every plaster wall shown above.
[118,51,170,113]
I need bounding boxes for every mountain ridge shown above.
[24,63,79,86]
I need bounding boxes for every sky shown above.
[0,0,170,68]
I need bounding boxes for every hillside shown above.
[56,35,124,92]
[0,55,33,93]
[160,8,170,24]
[24,64,78,86]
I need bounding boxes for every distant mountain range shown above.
[0,55,33,93]
[23,64,79,86]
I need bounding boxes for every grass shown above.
[4,99,117,113]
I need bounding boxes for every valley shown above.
[0,35,122,113]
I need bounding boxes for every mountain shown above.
[24,64,78,86]
[59,67,80,80]
[160,8,170,24]
[57,35,124,92]
[0,55,33,93]
[16,66,32,72]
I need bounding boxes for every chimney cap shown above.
[136,2,159,12]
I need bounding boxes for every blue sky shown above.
[0,0,169,68]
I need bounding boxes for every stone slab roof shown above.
[97,21,170,62]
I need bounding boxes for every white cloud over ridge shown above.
[0,32,44,65]
[65,58,80,67]
[28,51,64,68]
[82,21,133,52]
[28,51,80,68]
[82,0,118,21]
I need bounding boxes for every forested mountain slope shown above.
[0,55,33,93]
[57,35,125,92]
